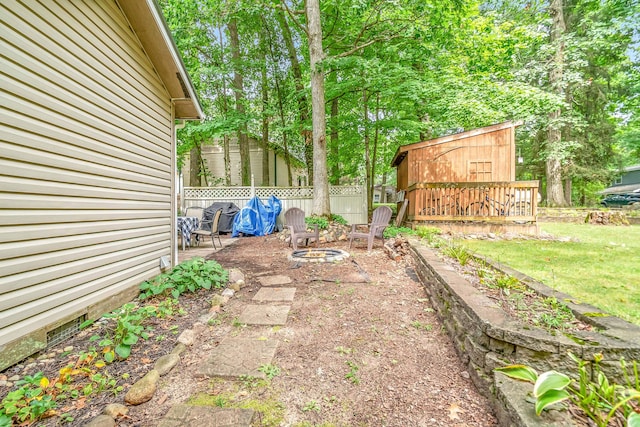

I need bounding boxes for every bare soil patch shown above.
[1,234,497,426]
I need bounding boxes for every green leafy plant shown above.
[411,320,433,331]
[330,214,348,225]
[302,399,321,412]
[345,361,360,385]
[415,226,442,242]
[0,373,56,424]
[496,353,640,426]
[258,364,281,380]
[305,215,329,230]
[89,303,153,359]
[139,257,228,300]
[441,243,471,266]
[383,226,416,238]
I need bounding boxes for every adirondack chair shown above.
[284,207,319,250]
[349,206,393,252]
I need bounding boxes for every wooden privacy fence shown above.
[405,181,539,223]
[181,185,367,225]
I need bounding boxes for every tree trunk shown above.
[189,145,201,187]
[217,26,231,186]
[371,93,380,206]
[380,172,387,203]
[306,0,330,216]
[261,49,270,186]
[277,9,313,183]
[363,89,372,213]
[546,0,567,206]
[329,95,340,185]
[229,18,251,186]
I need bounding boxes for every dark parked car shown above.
[600,192,640,207]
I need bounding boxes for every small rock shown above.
[177,329,195,346]
[171,343,187,355]
[25,362,36,370]
[0,374,7,381]
[84,414,116,427]
[236,279,246,288]
[4,382,12,388]
[220,295,230,305]
[228,268,244,283]
[221,288,235,297]
[124,370,159,405]
[154,353,180,376]
[8,375,20,382]
[230,282,241,292]
[103,403,128,418]
[63,346,74,353]
[460,371,470,379]
[0,380,7,387]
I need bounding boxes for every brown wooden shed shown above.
[391,122,538,223]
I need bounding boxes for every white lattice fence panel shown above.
[182,186,367,224]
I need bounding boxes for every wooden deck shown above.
[405,181,539,223]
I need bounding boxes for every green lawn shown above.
[457,223,640,325]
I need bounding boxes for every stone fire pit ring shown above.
[289,248,350,263]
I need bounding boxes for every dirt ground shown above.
[1,234,498,426]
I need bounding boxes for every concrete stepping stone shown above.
[158,404,254,427]
[198,338,279,379]
[258,275,292,286]
[238,305,290,326]
[252,287,296,302]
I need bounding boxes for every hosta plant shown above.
[496,353,640,427]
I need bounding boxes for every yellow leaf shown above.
[448,403,463,420]
[94,360,106,368]
[59,367,72,377]
[40,377,50,388]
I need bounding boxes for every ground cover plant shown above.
[458,223,640,325]
[0,258,228,426]
[497,354,640,426]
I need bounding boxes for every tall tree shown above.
[546,0,567,206]
[228,17,252,186]
[305,0,330,216]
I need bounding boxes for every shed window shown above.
[469,161,492,181]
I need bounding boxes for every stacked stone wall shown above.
[408,241,640,425]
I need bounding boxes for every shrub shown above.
[139,257,228,300]
[305,215,329,230]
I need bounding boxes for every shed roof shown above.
[118,0,203,120]
[391,121,521,167]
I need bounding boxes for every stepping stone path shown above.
[157,276,297,427]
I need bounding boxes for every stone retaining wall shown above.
[408,241,640,425]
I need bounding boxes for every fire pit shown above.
[289,248,350,263]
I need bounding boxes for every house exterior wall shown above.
[0,0,175,370]
[183,138,307,187]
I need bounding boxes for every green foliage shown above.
[373,203,397,215]
[496,354,640,426]
[0,352,123,425]
[441,243,472,266]
[0,372,56,424]
[305,215,329,230]
[139,258,228,300]
[90,303,156,360]
[345,361,360,385]
[330,214,348,225]
[383,226,415,238]
[415,226,443,243]
[258,364,281,380]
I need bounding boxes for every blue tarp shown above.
[231,195,282,237]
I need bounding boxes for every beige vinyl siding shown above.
[0,0,174,359]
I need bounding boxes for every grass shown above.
[458,223,640,325]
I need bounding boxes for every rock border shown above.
[82,269,245,426]
[408,239,640,427]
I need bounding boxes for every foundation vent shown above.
[46,315,86,348]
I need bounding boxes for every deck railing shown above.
[405,181,539,223]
